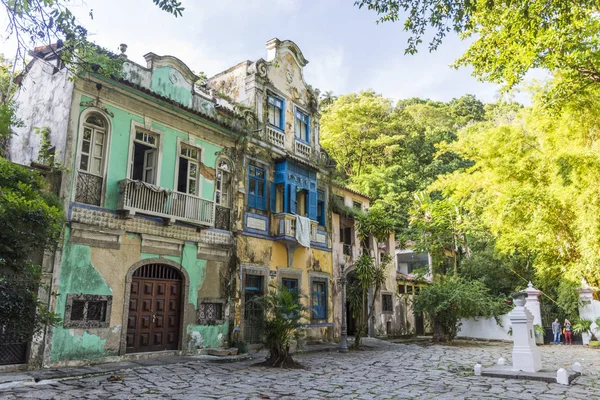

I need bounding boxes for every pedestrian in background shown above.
[552,319,561,344]
[564,319,573,345]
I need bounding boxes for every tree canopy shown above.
[354,0,600,103]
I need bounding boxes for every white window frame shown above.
[215,157,232,208]
[127,121,163,187]
[73,108,113,206]
[174,138,204,198]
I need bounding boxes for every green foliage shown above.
[572,318,600,341]
[2,0,183,79]
[348,253,390,348]
[0,265,61,339]
[413,276,511,341]
[256,284,308,367]
[356,206,394,242]
[432,83,600,291]
[0,157,64,340]
[0,158,64,269]
[320,92,474,235]
[354,0,600,103]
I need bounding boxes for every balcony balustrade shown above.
[271,213,318,243]
[295,140,311,158]
[117,179,214,227]
[266,126,285,149]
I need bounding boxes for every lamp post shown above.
[339,256,348,353]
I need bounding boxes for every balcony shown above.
[295,140,311,159]
[117,179,214,227]
[266,126,285,149]
[271,213,318,243]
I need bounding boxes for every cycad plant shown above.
[573,318,600,342]
[255,283,308,368]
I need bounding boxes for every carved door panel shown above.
[126,264,182,353]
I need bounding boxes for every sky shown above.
[1,0,531,104]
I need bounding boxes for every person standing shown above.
[552,319,561,344]
[564,319,573,345]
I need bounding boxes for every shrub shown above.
[413,276,511,341]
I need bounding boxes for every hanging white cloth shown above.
[295,215,311,248]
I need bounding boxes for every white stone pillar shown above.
[510,297,542,373]
[524,282,542,326]
[577,280,595,345]
[525,282,543,344]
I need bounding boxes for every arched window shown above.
[75,112,110,206]
[215,159,231,208]
[79,113,108,175]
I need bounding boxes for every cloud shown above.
[304,47,349,95]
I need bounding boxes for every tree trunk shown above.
[433,318,448,342]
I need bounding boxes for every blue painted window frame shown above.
[247,164,267,210]
[316,190,325,226]
[267,94,285,131]
[245,274,263,292]
[312,280,327,320]
[282,278,299,293]
[294,106,310,143]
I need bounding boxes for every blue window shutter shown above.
[270,182,277,212]
[289,184,297,214]
[308,190,317,220]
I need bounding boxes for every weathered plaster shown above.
[151,66,193,107]
[50,227,114,362]
[9,59,74,166]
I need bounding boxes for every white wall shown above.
[457,315,512,341]
[579,297,600,344]
[9,58,74,166]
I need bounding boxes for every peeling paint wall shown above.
[50,230,227,364]
[9,59,74,166]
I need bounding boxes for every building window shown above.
[296,188,308,217]
[64,294,112,328]
[197,299,225,325]
[268,95,284,130]
[382,294,393,313]
[75,113,109,206]
[311,280,327,320]
[317,190,325,226]
[353,201,362,211]
[282,278,299,293]
[294,108,310,142]
[177,143,201,196]
[79,114,108,176]
[131,130,159,185]
[398,284,406,294]
[248,164,266,210]
[215,159,231,207]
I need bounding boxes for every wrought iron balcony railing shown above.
[75,171,103,206]
[117,179,214,227]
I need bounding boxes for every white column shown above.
[524,282,542,326]
[577,279,596,345]
[510,297,542,372]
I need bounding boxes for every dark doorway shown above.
[415,313,425,335]
[243,274,264,343]
[126,264,182,353]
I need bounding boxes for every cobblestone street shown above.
[1,340,599,399]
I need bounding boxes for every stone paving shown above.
[1,339,599,399]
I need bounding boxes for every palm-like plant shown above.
[256,284,308,367]
[573,318,599,341]
[348,253,389,349]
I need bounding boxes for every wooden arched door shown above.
[126,264,182,353]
